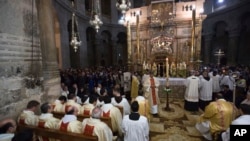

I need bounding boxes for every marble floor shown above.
[149,98,208,141]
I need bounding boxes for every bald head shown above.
[91,107,102,119]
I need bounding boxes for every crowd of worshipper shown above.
[1,64,250,141]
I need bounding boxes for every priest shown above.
[143,71,160,117]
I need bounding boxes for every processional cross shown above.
[214,49,224,65]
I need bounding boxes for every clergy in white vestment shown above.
[101,95,123,137]
[18,100,40,126]
[184,70,200,112]
[82,107,113,141]
[38,102,60,129]
[38,102,60,141]
[210,70,221,100]
[58,106,82,133]
[52,95,67,113]
[143,72,160,116]
[64,93,82,114]
[199,71,213,111]
[221,103,250,141]
[122,101,149,141]
[219,69,235,91]
[134,88,150,120]
[111,88,131,116]
[142,71,150,86]
[81,96,97,116]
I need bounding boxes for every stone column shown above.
[36,0,60,101]
[203,34,213,64]
[227,29,240,65]
[95,34,102,66]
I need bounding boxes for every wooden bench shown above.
[17,124,98,141]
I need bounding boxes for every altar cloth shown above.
[156,77,186,86]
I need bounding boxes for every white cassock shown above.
[38,113,60,141]
[111,97,131,115]
[211,74,221,93]
[219,75,235,90]
[184,75,200,111]
[58,115,82,133]
[38,113,60,129]
[135,96,150,119]
[141,74,149,86]
[122,115,149,141]
[82,118,113,141]
[185,75,200,102]
[18,110,39,126]
[221,115,250,141]
[199,77,213,101]
[143,76,160,114]
[80,103,95,116]
[52,100,65,113]
[0,134,14,141]
[101,103,123,136]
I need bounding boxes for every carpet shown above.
[149,98,208,141]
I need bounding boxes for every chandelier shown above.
[70,1,81,52]
[116,0,131,18]
[89,0,103,32]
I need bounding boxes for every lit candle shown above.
[166,58,169,79]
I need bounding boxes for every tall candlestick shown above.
[166,58,169,86]
[166,58,169,78]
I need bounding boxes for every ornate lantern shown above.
[70,1,81,52]
[89,0,103,32]
[116,0,131,19]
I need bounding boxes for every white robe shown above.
[0,134,14,141]
[38,113,60,129]
[221,115,250,141]
[18,110,39,126]
[143,76,160,114]
[101,103,123,136]
[199,77,213,101]
[64,100,82,114]
[184,75,200,102]
[80,103,95,116]
[82,118,113,141]
[211,74,221,93]
[122,114,149,141]
[52,100,65,113]
[142,74,149,85]
[219,75,235,90]
[58,115,82,133]
[111,97,131,115]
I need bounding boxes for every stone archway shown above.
[100,30,112,66]
[211,21,228,65]
[117,32,127,67]
[86,27,96,66]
